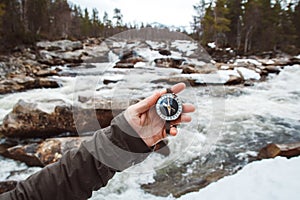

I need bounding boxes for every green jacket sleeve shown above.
[0,113,152,200]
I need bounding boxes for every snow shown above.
[208,42,216,49]
[296,55,300,59]
[179,156,300,200]
[235,58,262,66]
[171,40,198,56]
[217,69,240,82]
[237,67,261,80]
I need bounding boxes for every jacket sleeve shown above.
[0,113,152,200]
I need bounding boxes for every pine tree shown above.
[0,0,25,48]
[293,0,300,49]
[81,8,92,37]
[226,0,243,50]
[113,8,123,27]
[213,0,230,47]
[50,0,72,39]
[200,0,230,48]
[201,4,215,45]
[25,0,50,38]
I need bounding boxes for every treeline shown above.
[0,0,135,51]
[192,0,300,55]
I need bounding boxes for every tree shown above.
[226,0,243,50]
[113,8,123,27]
[213,0,230,47]
[91,8,102,37]
[200,0,230,48]
[0,0,25,48]
[25,0,50,38]
[0,3,5,31]
[201,4,215,45]
[192,0,209,41]
[50,0,72,39]
[293,0,300,49]
[80,8,92,37]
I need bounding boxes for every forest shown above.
[192,0,300,54]
[0,0,300,55]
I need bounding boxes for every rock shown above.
[154,58,185,68]
[181,64,217,74]
[258,142,300,159]
[38,50,83,66]
[225,75,244,85]
[158,49,172,56]
[113,50,146,68]
[263,65,280,74]
[151,76,198,86]
[0,181,17,195]
[113,63,135,69]
[36,40,83,52]
[289,57,300,65]
[0,100,75,138]
[0,76,59,94]
[141,166,229,198]
[33,69,59,77]
[0,99,126,138]
[1,137,87,166]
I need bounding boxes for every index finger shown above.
[134,82,187,114]
[162,82,186,95]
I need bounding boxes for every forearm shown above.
[1,113,151,200]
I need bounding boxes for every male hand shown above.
[124,83,195,147]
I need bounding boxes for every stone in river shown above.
[258,142,300,159]
[0,137,87,166]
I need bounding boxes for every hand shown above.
[124,83,195,147]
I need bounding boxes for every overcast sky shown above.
[69,0,199,29]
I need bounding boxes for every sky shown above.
[69,0,199,30]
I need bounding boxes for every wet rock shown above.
[263,65,281,74]
[0,99,126,138]
[141,165,229,198]
[38,50,83,66]
[158,49,172,56]
[154,58,185,68]
[113,63,135,69]
[1,137,87,166]
[0,76,59,94]
[258,142,300,159]
[33,69,60,77]
[113,50,146,68]
[0,100,75,138]
[289,57,300,65]
[151,76,198,86]
[37,40,83,52]
[181,64,217,74]
[225,75,244,85]
[0,181,17,194]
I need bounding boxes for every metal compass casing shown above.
[155,93,183,121]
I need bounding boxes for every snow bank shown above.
[179,156,300,200]
[237,67,261,80]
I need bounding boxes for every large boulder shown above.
[113,50,146,69]
[0,76,59,94]
[0,99,126,138]
[258,142,300,159]
[36,40,83,52]
[0,137,88,166]
[154,57,186,68]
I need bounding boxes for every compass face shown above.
[155,93,183,121]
